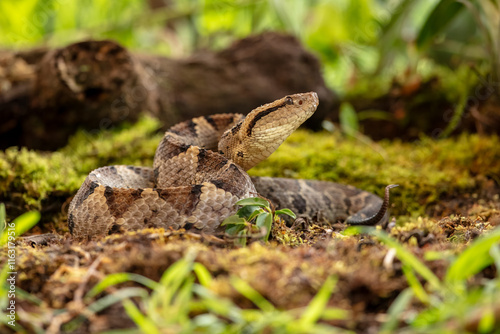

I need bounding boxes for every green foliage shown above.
[445,227,500,285]
[0,0,410,95]
[0,206,40,332]
[73,252,348,333]
[339,102,359,137]
[397,0,500,87]
[0,0,147,48]
[222,197,296,246]
[349,226,500,333]
[0,207,40,247]
[0,204,5,233]
[415,0,465,49]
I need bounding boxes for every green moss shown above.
[0,116,162,214]
[1,114,498,225]
[249,131,500,218]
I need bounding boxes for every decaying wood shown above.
[0,32,335,150]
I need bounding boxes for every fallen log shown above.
[0,32,335,150]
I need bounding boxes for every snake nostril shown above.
[298,100,303,105]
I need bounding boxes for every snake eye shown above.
[285,96,293,105]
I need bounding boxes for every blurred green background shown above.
[0,0,495,99]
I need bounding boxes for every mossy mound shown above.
[250,130,500,220]
[0,114,498,231]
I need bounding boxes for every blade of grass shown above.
[350,227,443,292]
[401,264,429,304]
[380,288,414,334]
[193,285,243,322]
[446,227,500,283]
[230,276,274,312]
[86,273,159,300]
[193,262,212,288]
[88,287,149,314]
[299,275,338,327]
[0,203,5,232]
[0,211,40,246]
[371,229,443,292]
[65,287,150,330]
[123,298,160,334]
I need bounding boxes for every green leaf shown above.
[299,276,337,326]
[193,263,213,288]
[0,262,10,310]
[416,0,465,49]
[225,224,246,236]
[339,102,359,137]
[0,211,40,247]
[221,215,247,226]
[275,208,296,219]
[256,212,272,241]
[401,264,429,304]
[235,197,270,208]
[236,229,247,247]
[490,244,500,272]
[123,298,160,334]
[247,208,264,222]
[361,227,443,292]
[0,203,5,233]
[85,273,159,300]
[375,0,415,73]
[380,288,414,334]
[89,288,149,314]
[478,305,496,333]
[237,205,262,219]
[230,276,274,312]
[446,227,500,283]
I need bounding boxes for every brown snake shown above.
[68,92,395,238]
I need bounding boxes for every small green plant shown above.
[0,205,40,248]
[222,197,296,246]
[0,204,40,332]
[82,251,348,334]
[347,225,500,333]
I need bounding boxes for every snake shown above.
[68,92,395,238]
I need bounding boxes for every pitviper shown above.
[68,92,393,238]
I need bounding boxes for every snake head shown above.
[218,92,319,170]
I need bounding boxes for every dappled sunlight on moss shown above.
[250,131,500,218]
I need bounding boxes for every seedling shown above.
[222,197,296,246]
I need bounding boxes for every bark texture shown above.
[0,32,336,150]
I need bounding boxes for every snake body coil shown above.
[69,92,391,238]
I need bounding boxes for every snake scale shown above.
[68,92,393,238]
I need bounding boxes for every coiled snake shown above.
[68,92,394,238]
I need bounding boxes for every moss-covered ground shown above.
[1,115,499,333]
